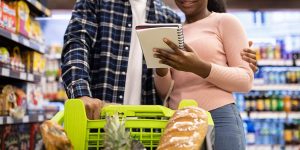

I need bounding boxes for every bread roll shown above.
[157,106,208,150]
[40,120,73,150]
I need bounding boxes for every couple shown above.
[61,0,257,149]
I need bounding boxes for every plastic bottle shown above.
[277,91,284,111]
[245,120,256,145]
[257,92,265,111]
[283,93,292,113]
[264,92,271,111]
[271,92,278,112]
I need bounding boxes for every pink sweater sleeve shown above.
[154,69,173,100]
[205,14,253,92]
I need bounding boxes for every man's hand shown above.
[78,96,104,120]
[241,41,259,73]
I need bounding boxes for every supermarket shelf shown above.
[247,145,299,150]
[0,114,45,125]
[0,66,42,83]
[241,112,300,119]
[257,60,295,67]
[252,84,300,91]
[0,27,45,53]
[26,0,51,17]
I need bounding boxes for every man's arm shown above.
[61,0,98,98]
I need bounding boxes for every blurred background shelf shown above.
[0,28,46,54]
[0,66,42,82]
[26,0,51,17]
[252,84,300,91]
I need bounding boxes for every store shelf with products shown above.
[247,145,299,150]
[25,0,51,17]
[241,112,300,120]
[0,66,42,82]
[0,28,46,54]
[0,113,53,125]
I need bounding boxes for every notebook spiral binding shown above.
[177,25,185,50]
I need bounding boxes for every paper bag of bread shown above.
[157,106,208,150]
[40,120,73,150]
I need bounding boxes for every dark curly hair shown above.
[208,0,227,13]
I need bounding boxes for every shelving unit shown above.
[25,0,51,17]
[241,112,300,120]
[0,66,42,82]
[0,28,46,54]
[252,84,300,91]
[0,114,54,125]
[257,60,296,67]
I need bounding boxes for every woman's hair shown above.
[207,0,227,13]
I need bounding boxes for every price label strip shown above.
[1,68,10,76]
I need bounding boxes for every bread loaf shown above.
[40,120,73,150]
[157,106,208,150]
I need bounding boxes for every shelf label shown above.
[38,115,44,122]
[28,74,34,81]
[2,68,10,76]
[6,117,13,124]
[11,33,19,42]
[23,116,29,123]
[23,39,30,47]
[20,72,27,80]
[0,117,3,125]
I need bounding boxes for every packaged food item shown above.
[30,123,43,150]
[19,124,30,150]
[10,46,25,72]
[30,18,43,43]
[0,85,17,116]
[15,0,30,38]
[23,50,46,74]
[1,1,16,33]
[157,107,208,150]
[0,47,10,66]
[1,125,20,150]
[40,120,73,150]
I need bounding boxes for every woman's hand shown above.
[241,41,258,73]
[153,38,211,78]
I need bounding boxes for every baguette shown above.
[157,106,208,150]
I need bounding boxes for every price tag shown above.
[28,74,34,81]
[38,115,44,122]
[0,117,3,125]
[20,72,27,80]
[11,33,19,42]
[23,39,30,47]
[23,116,29,123]
[2,68,10,76]
[6,117,13,124]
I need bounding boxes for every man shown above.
[61,0,257,119]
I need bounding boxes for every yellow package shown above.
[30,18,43,43]
[23,51,42,74]
[15,0,30,37]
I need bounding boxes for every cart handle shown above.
[51,110,64,125]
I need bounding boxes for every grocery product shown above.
[15,0,30,38]
[1,1,16,33]
[0,47,10,66]
[0,85,17,116]
[23,51,46,74]
[10,46,25,72]
[157,107,208,150]
[19,124,30,150]
[1,125,19,150]
[40,120,73,150]
[30,18,43,43]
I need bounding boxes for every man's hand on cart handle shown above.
[78,96,105,120]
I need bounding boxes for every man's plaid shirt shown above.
[61,0,180,104]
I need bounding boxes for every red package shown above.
[1,1,16,33]
[1,125,19,150]
[30,123,43,150]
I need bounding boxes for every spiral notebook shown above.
[136,24,184,68]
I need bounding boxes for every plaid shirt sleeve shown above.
[61,0,98,98]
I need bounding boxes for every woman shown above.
[154,0,254,149]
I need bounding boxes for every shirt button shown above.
[128,24,132,27]
[125,46,129,50]
[122,72,126,75]
[119,95,123,99]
